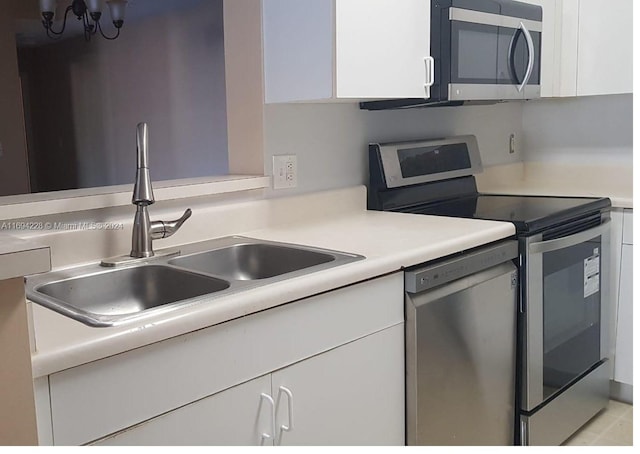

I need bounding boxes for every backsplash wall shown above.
[521,94,633,164]
[264,101,524,195]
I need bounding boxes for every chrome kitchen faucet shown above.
[130,122,192,258]
[102,123,191,266]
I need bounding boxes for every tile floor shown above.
[562,400,633,446]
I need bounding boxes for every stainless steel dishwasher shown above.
[405,240,519,446]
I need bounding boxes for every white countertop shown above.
[30,209,514,377]
[477,162,633,209]
[0,234,51,281]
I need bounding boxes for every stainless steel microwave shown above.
[361,0,543,110]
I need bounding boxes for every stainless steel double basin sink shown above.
[26,236,364,327]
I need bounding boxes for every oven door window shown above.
[542,236,602,400]
[450,21,541,86]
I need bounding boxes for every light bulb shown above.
[39,0,57,14]
[87,0,102,14]
[106,0,128,26]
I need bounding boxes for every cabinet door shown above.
[576,0,633,96]
[93,375,273,446]
[272,324,404,446]
[263,0,334,103]
[614,244,633,385]
[335,0,430,99]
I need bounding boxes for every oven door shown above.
[448,8,541,101]
[521,217,611,411]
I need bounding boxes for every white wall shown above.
[264,101,524,194]
[20,0,228,191]
[521,94,633,164]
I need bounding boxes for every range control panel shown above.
[405,241,518,294]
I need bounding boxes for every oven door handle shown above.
[529,219,611,254]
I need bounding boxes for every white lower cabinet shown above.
[40,273,404,445]
[93,325,404,446]
[272,324,404,446]
[614,241,633,386]
[613,210,633,385]
[609,209,632,401]
[94,376,273,446]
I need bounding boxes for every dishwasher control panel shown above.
[405,240,518,293]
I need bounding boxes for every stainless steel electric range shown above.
[368,135,612,446]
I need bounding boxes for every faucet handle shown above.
[150,208,192,240]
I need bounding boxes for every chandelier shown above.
[39,0,128,41]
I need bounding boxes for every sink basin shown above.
[26,236,364,327]
[169,243,335,280]
[31,265,229,327]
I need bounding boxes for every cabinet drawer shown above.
[622,210,633,245]
[49,273,403,445]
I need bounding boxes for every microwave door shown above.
[449,9,541,101]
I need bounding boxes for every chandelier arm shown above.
[46,5,74,36]
[83,15,90,42]
[90,18,100,35]
[82,12,96,41]
[97,20,121,40]
[46,27,64,40]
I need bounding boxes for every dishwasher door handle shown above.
[405,241,518,293]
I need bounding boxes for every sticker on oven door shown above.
[584,253,600,298]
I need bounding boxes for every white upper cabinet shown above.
[551,0,632,97]
[575,0,633,96]
[263,0,431,103]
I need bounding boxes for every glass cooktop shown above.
[402,194,611,234]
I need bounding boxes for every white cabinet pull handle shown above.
[278,386,294,433]
[424,56,435,95]
[260,393,276,445]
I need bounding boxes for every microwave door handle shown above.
[508,28,521,86]
[529,219,611,255]
[518,22,535,92]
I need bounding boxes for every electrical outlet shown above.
[272,155,297,189]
